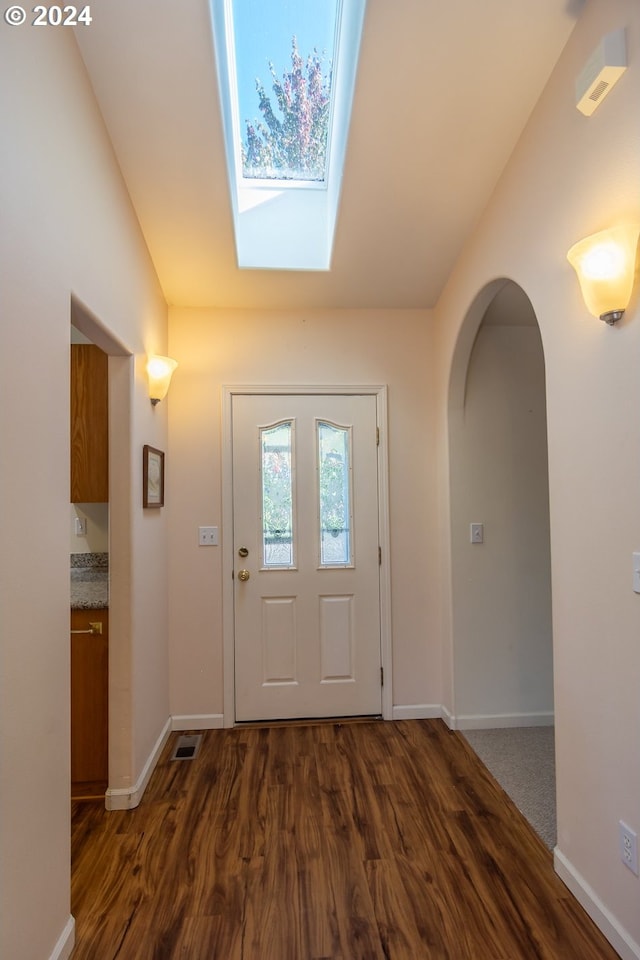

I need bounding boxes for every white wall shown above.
[435,0,640,954]
[449,284,553,726]
[167,308,440,722]
[0,29,169,960]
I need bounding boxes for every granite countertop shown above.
[71,552,109,609]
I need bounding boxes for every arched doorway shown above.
[448,279,555,847]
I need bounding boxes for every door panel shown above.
[233,394,381,721]
[320,595,353,679]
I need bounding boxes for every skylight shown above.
[211,0,366,270]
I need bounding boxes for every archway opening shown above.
[448,279,555,848]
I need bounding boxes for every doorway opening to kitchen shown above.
[70,297,133,803]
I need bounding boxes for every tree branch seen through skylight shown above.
[242,36,332,182]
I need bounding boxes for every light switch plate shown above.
[633,552,640,594]
[198,526,218,546]
[470,523,484,544]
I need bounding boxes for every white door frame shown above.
[221,384,393,727]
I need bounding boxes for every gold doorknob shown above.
[237,569,250,582]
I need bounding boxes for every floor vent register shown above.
[170,733,203,761]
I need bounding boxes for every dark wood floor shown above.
[71,719,620,959]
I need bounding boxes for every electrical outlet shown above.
[619,821,639,876]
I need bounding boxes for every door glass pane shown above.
[318,421,352,566]
[261,421,294,567]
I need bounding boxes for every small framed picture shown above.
[143,445,165,508]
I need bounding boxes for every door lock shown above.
[238,547,249,558]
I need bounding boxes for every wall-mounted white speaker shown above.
[575,28,626,117]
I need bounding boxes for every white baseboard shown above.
[390,706,554,730]
[172,713,224,731]
[554,848,640,960]
[49,916,75,960]
[106,717,172,811]
[453,711,554,730]
[392,704,443,721]
[441,705,455,729]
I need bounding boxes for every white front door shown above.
[232,393,382,722]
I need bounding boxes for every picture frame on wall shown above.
[143,445,165,508]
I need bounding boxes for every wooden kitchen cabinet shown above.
[71,607,108,799]
[70,343,108,503]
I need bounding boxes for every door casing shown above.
[222,384,392,726]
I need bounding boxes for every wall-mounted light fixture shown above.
[147,355,178,405]
[567,225,639,325]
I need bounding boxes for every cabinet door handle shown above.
[70,621,103,636]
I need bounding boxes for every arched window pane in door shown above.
[261,421,294,567]
[318,421,352,566]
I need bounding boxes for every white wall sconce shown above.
[567,225,639,325]
[147,355,178,405]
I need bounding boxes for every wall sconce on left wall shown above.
[567,224,639,325]
[147,355,178,405]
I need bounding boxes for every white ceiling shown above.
[75,0,582,310]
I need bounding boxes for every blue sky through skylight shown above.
[231,0,339,181]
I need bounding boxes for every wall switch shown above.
[74,517,87,536]
[470,523,484,544]
[619,821,639,876]
[633,553,640,594]
[198,526,218,546]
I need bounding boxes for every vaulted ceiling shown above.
[75,0,582,310]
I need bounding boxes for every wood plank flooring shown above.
[71,719,621,959]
